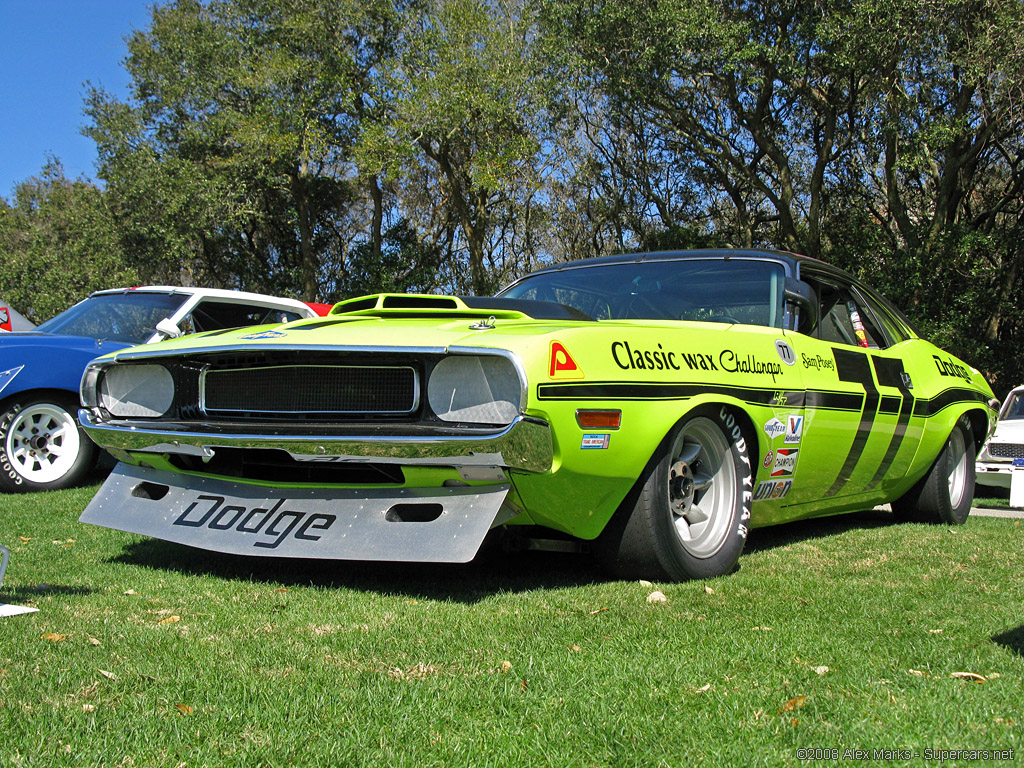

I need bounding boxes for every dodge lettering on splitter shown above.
[78,250,997,581]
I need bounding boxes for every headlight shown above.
[428,354,522,425]
[99,364,175,418]
[80,363,104,408]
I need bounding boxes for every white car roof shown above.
[90,286,317,317]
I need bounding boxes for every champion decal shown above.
[771,448,799,478]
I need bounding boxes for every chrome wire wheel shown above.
[5,403,82,484]
[946,427,969,510]
[667,416,736,558]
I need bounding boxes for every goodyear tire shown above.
[0,396,97,492]
[596,405,753,581]
[892,416,975,525]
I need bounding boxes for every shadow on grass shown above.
[992,625,1024,658]
[0,584,94,603]
[108,536,607,602]
[744,508,896,555]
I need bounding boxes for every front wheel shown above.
[0,397,97,492]
[892,416,975,525]
[596,405,753,581]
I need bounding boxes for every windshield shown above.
[34,292,189,344]
[499,258,785,327]
[1001,392,1024,421]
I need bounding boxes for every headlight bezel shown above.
[82,361,176,419]
[427,348,527,427]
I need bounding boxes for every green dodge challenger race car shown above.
[77,250,997,581]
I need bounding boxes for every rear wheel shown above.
[0,396,97,492]
[892,416,975,525]
[596,405,752,581]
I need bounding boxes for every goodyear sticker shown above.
[581,434,610,450]
[241,329,287,340]
[550,341,584,379]
[763,417,786,440]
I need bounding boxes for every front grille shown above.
[202,364,418,416]
[988,442,1024,459]
[170,448,406,484]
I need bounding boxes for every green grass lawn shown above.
[1,484,1022,767]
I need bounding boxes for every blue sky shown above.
[0,1,154,199]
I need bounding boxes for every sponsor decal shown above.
[763,417,786,440]
[932,355,972,383]
[581,433,610,450]
[775,339,796,365]
[0,308,10,332]
[0,365,24,396]
[785,415,803,444]
[801,352,836,372]
[173,494,335,550]
[611,341,681,371]
[718,350,783,381]
[753,479,793,501]
[771,448,799,478]
[241,329,287,340]
[550,341,584,379]
[607,342,785,381]
[763,450,774,469]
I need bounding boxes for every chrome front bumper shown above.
[79,410,553,473]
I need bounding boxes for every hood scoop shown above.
[328,294,593,322]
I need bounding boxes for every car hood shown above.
[97,294,605,361]
[989,419,1024,443]
[0,331,129,357]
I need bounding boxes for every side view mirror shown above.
[155,318,183,340]
[784,277,818,333]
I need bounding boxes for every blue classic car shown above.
[0,286,319,492]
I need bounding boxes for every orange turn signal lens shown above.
[575,409,621,429]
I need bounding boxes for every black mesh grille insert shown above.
[202,365,417,415]
[988,443,1024,459]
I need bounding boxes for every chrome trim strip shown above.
[109,343,450,362]
[79,410,553,473]
[199,364,420,416]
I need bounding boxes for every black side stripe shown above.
[825,348,879,497]
[866,357,915,491]
[913,388,990,417]
[536,382,866,411]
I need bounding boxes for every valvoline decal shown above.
[549,341,584,379]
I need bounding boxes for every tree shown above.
[0,161,136,322]
[85,0,404,300]
[358,0,548,294]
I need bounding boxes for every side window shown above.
[184,302,302,334]
[802,275,890,349]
